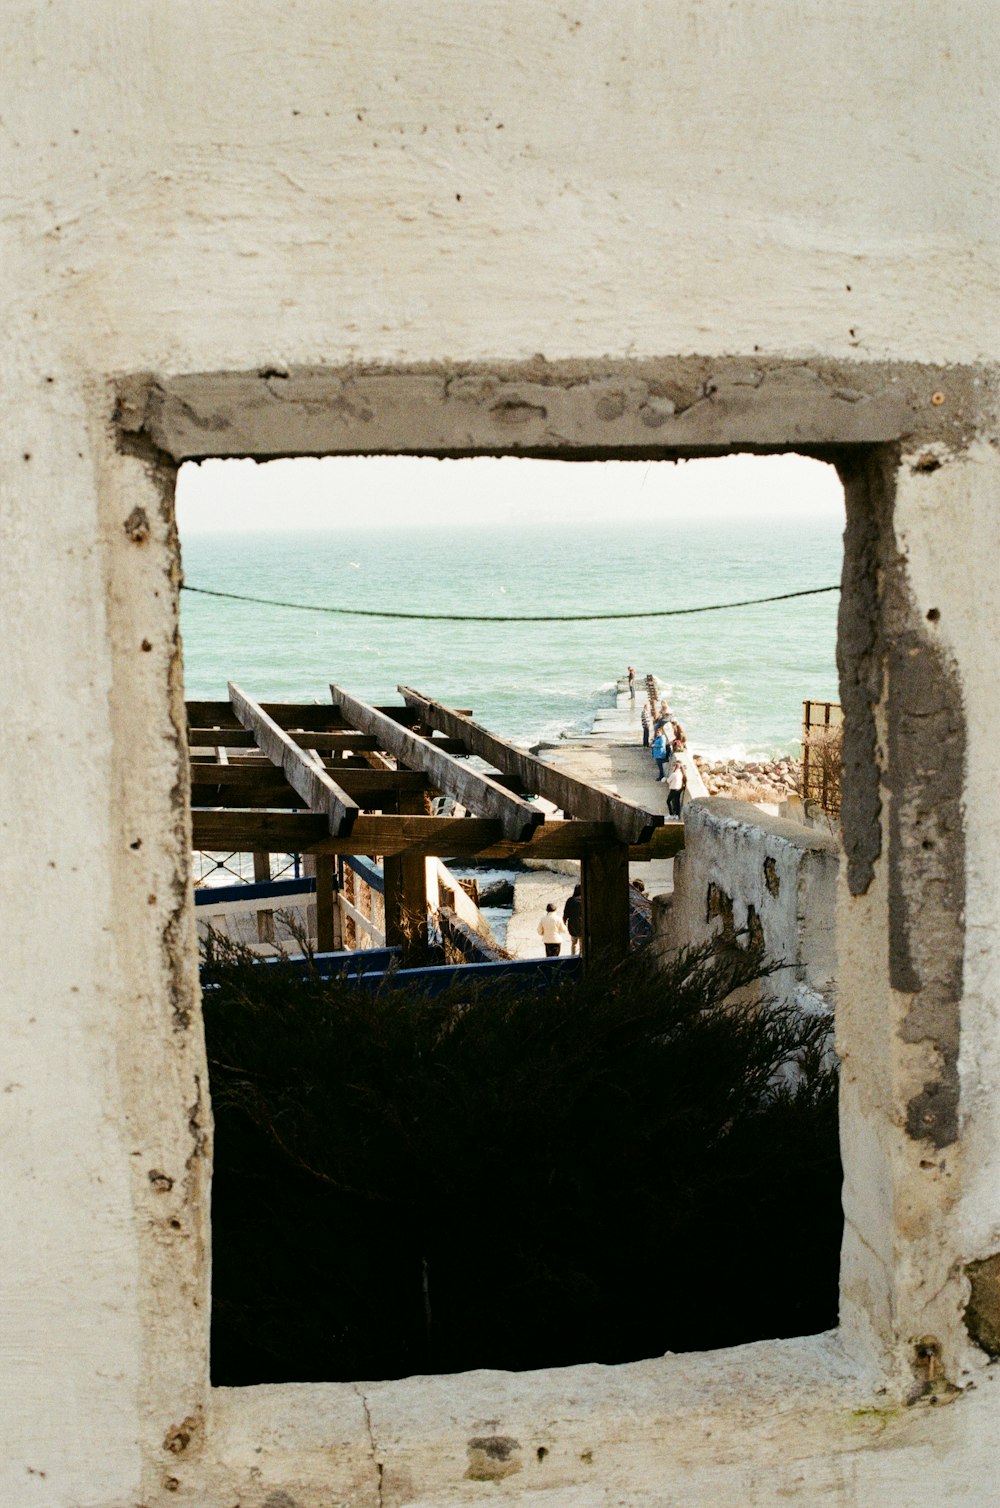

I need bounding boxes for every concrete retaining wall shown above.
[655,799,839,1014]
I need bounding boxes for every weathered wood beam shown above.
[190,751,382,771]
[192,810,496,857]
[188,727,469,755]
[189,728,380,752]
[187,700,473,731]
[191,810,686,862]
[189,701,340,730]
[398,686,663,844]
[190,762,428,789]
[329,684,543,842]
[191,787,307,810]
[228,682,360,837]
[636,824,686,861]
[190,764,431,812]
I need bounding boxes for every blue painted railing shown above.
[195,876,316,907]
[201,949,582,996]
[195,856,385,909]
[343,854,384,894]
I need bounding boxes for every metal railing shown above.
[801,700,843,816]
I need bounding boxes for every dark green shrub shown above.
[203,936,841,1383]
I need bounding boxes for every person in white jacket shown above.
[537,902,569,957]
[666,759,686,819]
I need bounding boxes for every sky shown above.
[175,453,844,534]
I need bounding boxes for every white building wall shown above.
[2,4,999,1505]
[656,798,840,1012]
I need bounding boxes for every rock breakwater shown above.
[693,755,803,804]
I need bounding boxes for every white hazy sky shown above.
[175,453,844,534]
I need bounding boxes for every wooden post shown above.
[580,842,630,968]
[302,852,340,952]
[314,853,340,953]
[383,789,429,964]
[252,851,275,944]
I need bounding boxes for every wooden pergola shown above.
[188,683,683,965]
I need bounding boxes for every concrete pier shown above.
[508,676,689,956]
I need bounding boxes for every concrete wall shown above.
[3,3,999,1504]
[656,798,840,1014]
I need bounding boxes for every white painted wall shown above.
[656,798,839,1013]
[2,3,999,1504]
[4,3,998,374]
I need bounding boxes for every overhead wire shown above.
[181,582,840,625]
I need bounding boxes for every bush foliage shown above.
[203,936,842,1384]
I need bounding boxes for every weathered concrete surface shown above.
[655,799,840,1014]
[836,448,968,1151]
[120,360,986,463]
[199,1336,1000,1505]
[4,2,1000,1504]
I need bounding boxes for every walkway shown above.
[508,676,701,958]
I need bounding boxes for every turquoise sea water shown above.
[179,516,842,759]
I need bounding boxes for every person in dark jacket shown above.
[640,701,651,747]
[563,884,583,955]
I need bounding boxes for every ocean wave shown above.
[692,741,804,763]
[509,680,621,746]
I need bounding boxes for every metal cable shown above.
[181,581,840,624]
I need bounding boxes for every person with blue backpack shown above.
[651,727,670,781]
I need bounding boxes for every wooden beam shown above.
[228,682,360,837]
[187,700,473,731]
[580,842,631,966]
[190,763,429,808]
[189,701,338,730]
[192,787,309,810]
[329,684,543,842]
[190,763,428,793]
[636,824,686,861]
[399,685,663,845]
[188,728,470,755]
[190,810,686,862]
[192,810,496,856]
[189,728,382,752]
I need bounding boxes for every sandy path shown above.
[505,871,580,960]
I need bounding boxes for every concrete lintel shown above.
[114,358,988,463]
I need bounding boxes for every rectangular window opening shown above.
[176,451,847,1386]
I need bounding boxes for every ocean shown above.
[179,515,842,760]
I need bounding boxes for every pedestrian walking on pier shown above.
[538,902,568,957]
[640,702,651,747]
[651,729,669,781]
[563,884,583,955]
[667,759,686,819]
